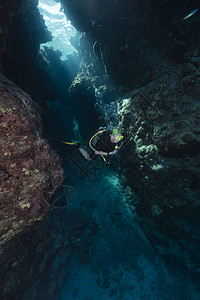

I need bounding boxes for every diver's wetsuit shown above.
[89,130,123,159]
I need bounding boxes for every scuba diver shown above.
[62,126,124,165]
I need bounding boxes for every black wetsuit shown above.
[89,130,123,159]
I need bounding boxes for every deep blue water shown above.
[59,166,192,300]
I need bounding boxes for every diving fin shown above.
[61,141,81,148]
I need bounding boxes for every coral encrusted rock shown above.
[0,73,64,256]
[117,60,200,277]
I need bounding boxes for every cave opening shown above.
[0,0,200,299]
[38,0,78,60]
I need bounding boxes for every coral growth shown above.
[118,55,200,276]
[0,73,64,254]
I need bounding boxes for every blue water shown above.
[59,163,191,300]
[38,0,77,60]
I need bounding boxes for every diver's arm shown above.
[94,150,109,156]
[117,140,124,150]
[108,149,117,155]
[109,141,124,155]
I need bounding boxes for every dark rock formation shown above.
[0,73,63,251]
[0,1,79,298]
[59,0,200,280]
[68,73,102,139]
[0,0,200,296]
[0,71,68,298]
[0,211,72,299]
[61,0,200,91]
[0,0,62,104]
[67,32,120,138]
[0,0,83,147]
[117,49,200,278]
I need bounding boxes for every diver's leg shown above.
[89,151,98,160]
[79,148,93,160]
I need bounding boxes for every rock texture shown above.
[60,0,200,280]
[117,53,200,277]
[61,0,200,91]
[1,0,60,104]
[68,73,102,139]
[0,0,200,296]
[0,1,70,298]
[0,212,71,299]
[0,73,63,253]
[0,72,67,299]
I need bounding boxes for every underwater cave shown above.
[0,0,200,299]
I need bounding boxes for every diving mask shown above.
[111,127,124,141]
[115,135,124,141]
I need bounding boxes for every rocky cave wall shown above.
[1,0,103,141]
[0,0,72,298]
[0,0,200,297]
[0,0,104,298]
[61,0,200,92]
[1,0,59,103]
[60,0,200,280]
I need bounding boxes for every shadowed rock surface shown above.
[61,0,200,91]
[0,0,200,298]
[60,0,200,280]
[117,57,200,276]
[0,73,63,252]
